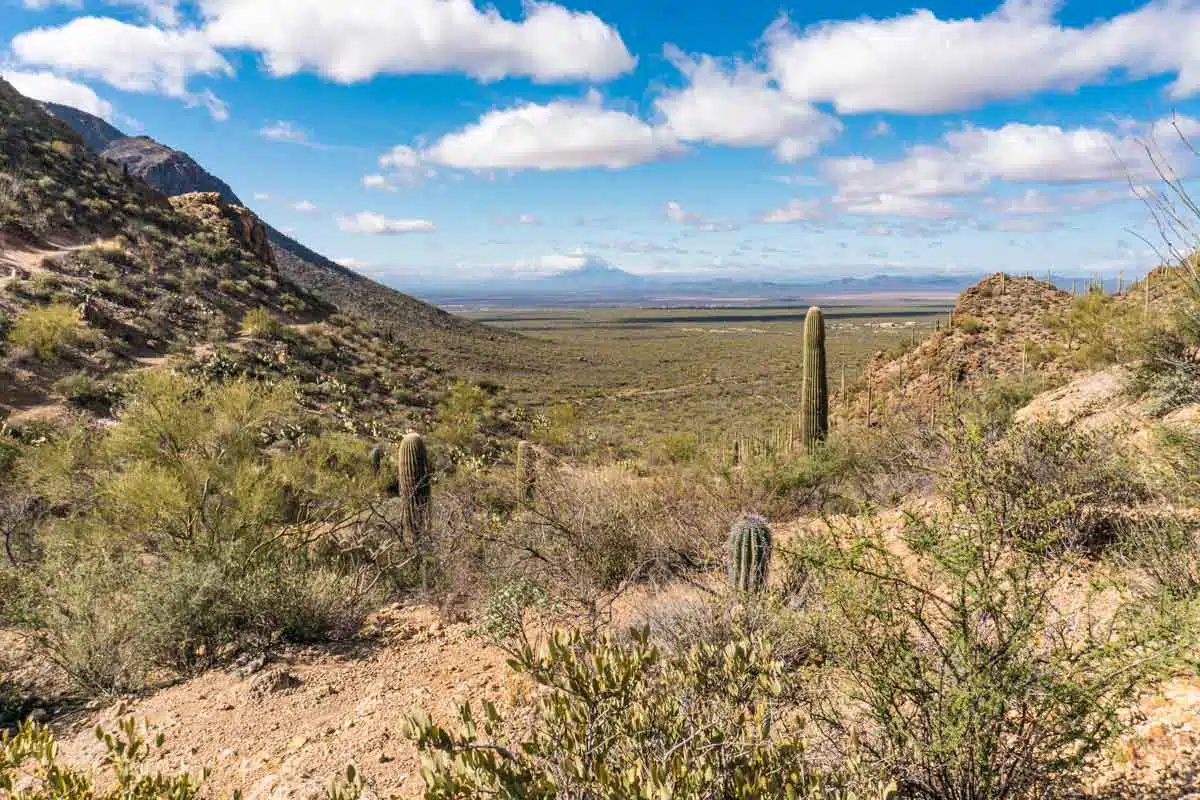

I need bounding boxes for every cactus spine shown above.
[516,440,537,502]
[728,515,772,593]
[397,432,432,545]
[799,306,828,451]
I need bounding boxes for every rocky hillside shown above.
[1,78,449,431]
[34,99,527,369]
[101,136,242,202]
[839,270,1185,424]
[41,101,125,152]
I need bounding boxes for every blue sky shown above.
[2,0,1199,285]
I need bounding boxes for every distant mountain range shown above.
[399,262,985,309]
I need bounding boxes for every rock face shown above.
[101,136,241,204]
[170,192,277,269]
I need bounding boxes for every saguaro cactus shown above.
[397,432,432,545]
[516,439,537,502]
[728,515,772,593]
[799,305,828,451]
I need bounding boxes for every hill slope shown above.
[41,101,125,152]
[1,78,453,430]
[36,101,523,366]
[838,270,1185,426]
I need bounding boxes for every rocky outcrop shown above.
[101,137,241,205]
[170,192,277,269]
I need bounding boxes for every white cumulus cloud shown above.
[198,0,635,84]
[335,211,436,234]
[766,0,1200,114]
[823,116,1200,217]
[423,91,684,170]
[23,0,181,25]
[10,17,233,118]
[760,198,824,223]
[835,193,959,220]
[2,70,114,120]
[655,45,841,162]
[367,145,436,189]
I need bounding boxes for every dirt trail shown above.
[53,605,517,800]
[0,240,91,288]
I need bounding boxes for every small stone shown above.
[378,752,393,764]
[287,735,309,752]
[249,668,302,698]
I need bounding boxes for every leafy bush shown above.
[1133,288,1200,413]
[956,315,985,334]
[8,370,394,693]
[940,419,1149,552]
[1,719,365,800]
[435,380,497,453]
[407,627,896,800]
[653,430,699,464]
[52,372,119,414]
[436,464,727,626]
[7,303,85,361]
[240,306,283,337]
[1,720,204,800]
[791,504,1172,799]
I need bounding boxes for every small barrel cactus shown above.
[397,432,432,546]
[516,440,537,502]
[728,515,772,593]
[799,306,828,451]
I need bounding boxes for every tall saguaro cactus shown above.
[398,431,432,541]
[728,515,772,593]
[398,432,433,590]
[800,305,828,451]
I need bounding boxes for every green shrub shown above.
[654,430,699,464]
[407,627,895,799]
[531,401,577,449]
[791,503,1173,799]
[1,720,204,799]
[8,370,391,693]
[956,315,985,334]
[1,719,366,800]
[52,372,119,414]
[941,419,1149,552]
[240,306,283,337]
[7,303,84,361]
[437,465,726,625]
[435,380,497,453]
[1133,289,1200,412]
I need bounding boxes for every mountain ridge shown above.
[37,99,512,351]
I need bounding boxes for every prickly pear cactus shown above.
[799,305,828,451]
[516,440,537,502]
[728,514,772,593]
[397,432,432,545]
